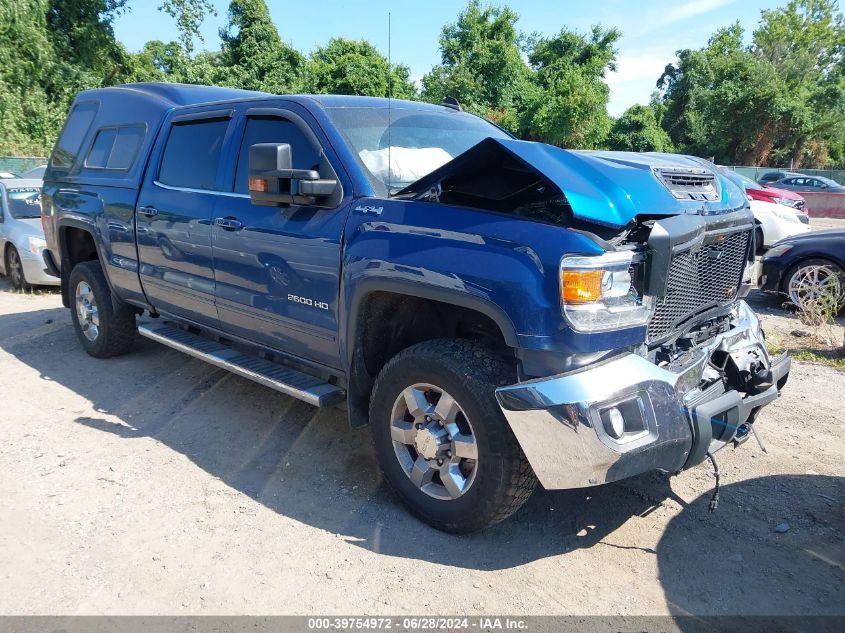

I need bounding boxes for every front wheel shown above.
[783,258,844,310]
[6,246,30,291]
[370,339,536,533]
[69,261,137,358]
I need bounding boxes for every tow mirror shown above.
[248,142,338,207]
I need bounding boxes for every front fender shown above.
[339,198,634,368]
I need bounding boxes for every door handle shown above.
[214,217,243,231]
[138,205,159,217]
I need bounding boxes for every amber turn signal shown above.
[561,269,605,303]
[249,177,268,192]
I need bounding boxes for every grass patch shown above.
[767,332,845,371]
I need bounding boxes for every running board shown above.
[138,323,345,407]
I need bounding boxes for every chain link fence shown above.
[730,165,845,185]
[0,156,48,176]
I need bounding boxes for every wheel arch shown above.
[343,279,519,429]
[57,220,107,308]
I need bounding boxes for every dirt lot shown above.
[0,278,843,617]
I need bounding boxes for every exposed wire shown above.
[706,452,720,513]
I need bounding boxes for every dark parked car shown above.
[758,170,802,185]
[761,230,845,308]
[718,168,806,211]
[771,175,845,194]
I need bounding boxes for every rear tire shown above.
[370,339,536,533]
[6,246,31,291]
[69,261,136,358]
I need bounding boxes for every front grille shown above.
[647,229,750,344]
[654,167,721,201]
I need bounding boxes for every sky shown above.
[113,0,787,116]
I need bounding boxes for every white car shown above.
[0,178,60,289]
[750,199,811,254]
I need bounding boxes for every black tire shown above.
[781,257,845,309]
[69,261,136,358]
[754,225,765,256]
[370,339,537,533]
[5,245,31,291]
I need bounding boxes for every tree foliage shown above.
[2,0,843,168]
[607,103,673,152]
[421,1,532,130]
[657,0,845,167]
[218,0,304,93]
[521,25,620,148]
[305,38,415,98]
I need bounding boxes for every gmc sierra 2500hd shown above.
[41,83,790,533]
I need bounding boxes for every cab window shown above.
[159,118,229,190]
[233,116,322,194]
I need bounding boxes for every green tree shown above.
[421,0,531,130]
[607,104,673,152]
[521,25,620,148]
[304,38,415,98]
[218,0,304,93]
[159,0,216,53]
[658,0,845,167]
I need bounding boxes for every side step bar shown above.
[138,323,345,407]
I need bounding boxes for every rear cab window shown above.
[158,117,230,190]
[85,125,146,170]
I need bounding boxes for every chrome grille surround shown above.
[647,228,751,345]
[654,167,721,202]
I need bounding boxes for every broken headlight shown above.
[560,250,653,332]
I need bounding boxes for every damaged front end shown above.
[396,137,789,489]
[495,301,790,489]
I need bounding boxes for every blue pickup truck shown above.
[41,83,790,532]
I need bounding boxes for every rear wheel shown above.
[5,246,30,291]
[370,339,536,533]
[783,258,844,309]
[69,261,137,358]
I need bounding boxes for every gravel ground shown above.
[0,277,842,617]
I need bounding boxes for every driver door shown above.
[211,103,350,370]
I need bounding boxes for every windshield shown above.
[324,106,511,192]
[6,188,42,219]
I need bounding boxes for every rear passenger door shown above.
[211,103,350,369]
[136,109,234,327]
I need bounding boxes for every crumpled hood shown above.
[399,138,748,228]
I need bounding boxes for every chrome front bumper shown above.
[495,301,790,490]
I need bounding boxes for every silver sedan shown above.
[0,179,59,289]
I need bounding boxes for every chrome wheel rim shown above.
[787,264,842,307]
[390,383,478,501]
[8,250,23,287]
[75,281,100,341]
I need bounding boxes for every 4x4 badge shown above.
[354,204,384,215]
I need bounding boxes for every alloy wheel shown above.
[389,383,479,501]
[75,281,100,341]
[787,264,843,308]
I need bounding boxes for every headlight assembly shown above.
[763,243,793,259]
[27,236,47,255]
[560,250,653,332]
